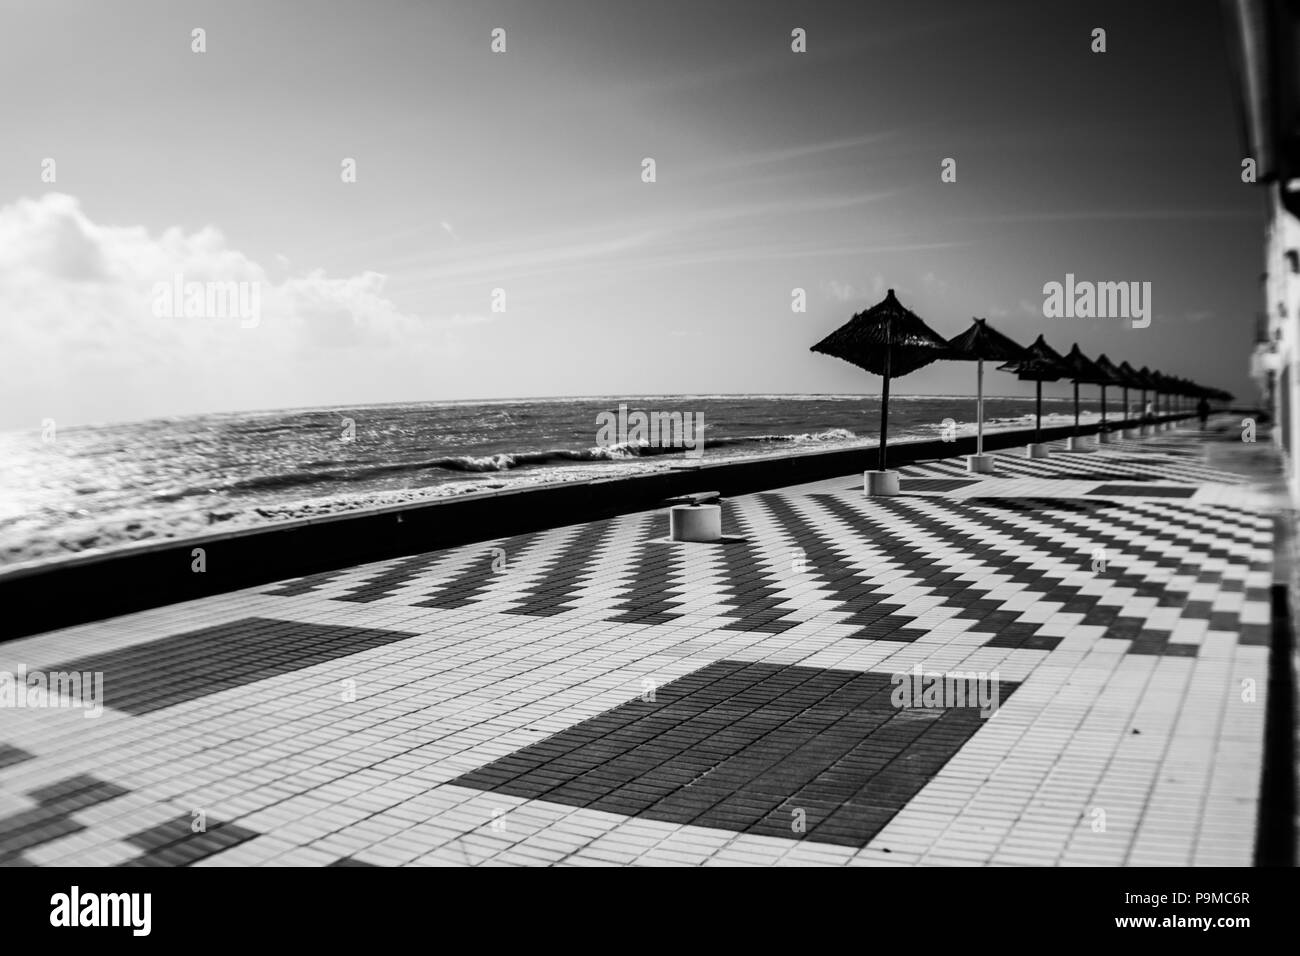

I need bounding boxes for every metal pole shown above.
[878,317,891,473]
[1072,379,1080,437]
[1035,378,1043,444]
[1100,385,1107,429]
[976,358,985,456]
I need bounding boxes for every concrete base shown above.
[669,504,722,542]
[1026,443,1051,459]
[864,470,900,496]
[1097,431,1113,444]
[966,454,995,474]
[1065,436,1090,451]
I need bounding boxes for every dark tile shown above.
[450,661,1017,848]
[117,815,259,867]
[0,744,35,772]
[1087,484,1196,498]
[50,617,419,715]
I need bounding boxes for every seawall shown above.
[0,414,1194,640]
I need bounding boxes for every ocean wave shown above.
[704,428,858,446]
[160,428,867,496]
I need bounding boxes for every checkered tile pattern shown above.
[253,459,1271,658]
[0,424,1279,865]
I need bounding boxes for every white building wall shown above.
[1262,190,1300,500]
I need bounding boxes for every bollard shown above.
[669,504,722,542]
[864,470,900,496]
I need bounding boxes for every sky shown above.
[0,0,1267,430]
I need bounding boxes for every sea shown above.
[0,394,1106,567]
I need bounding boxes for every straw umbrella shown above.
[1169,374,1188,422]
[811,289,951,495]
[944,317,1026,473]
[1092,353,1124,443]
[1168,376,1188,416]
[1116,361,1142,436]
[1154,369,1175,426]
[1058,344,1107,451]
[1137,366,1158,432]
[997,334,1067,458]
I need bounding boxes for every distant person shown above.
[1197,396,1210,428]
[1143,400,1154,424]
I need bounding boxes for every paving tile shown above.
[0,424,1274,866]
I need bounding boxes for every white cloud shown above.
[921,271,949,295]
[827,280,859,302]
[0,193,482,428]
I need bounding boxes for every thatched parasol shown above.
[1136,366,1158,423]
[1152,372,1178,419]
[1058,344,1107,444]
[1116,360,1142,429]
[944,318,1026,463]
[997,334,1066,445]
[1092,353,1125,435]
[811,289,951,473]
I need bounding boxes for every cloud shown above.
[827,280,859,302]
[0,194,479,427]
[921,271,949,295]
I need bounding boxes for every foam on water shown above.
[0,395,1109,566]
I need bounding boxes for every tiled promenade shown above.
[0,421,1283,866]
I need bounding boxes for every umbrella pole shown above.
[879,372,890,472]
[976,358,984,456]
[1101,385,1107,429]
[1072,380,1079,437]
[877,317,892,473]
[1035,378,1042,443]
[1123,387,1128,428]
